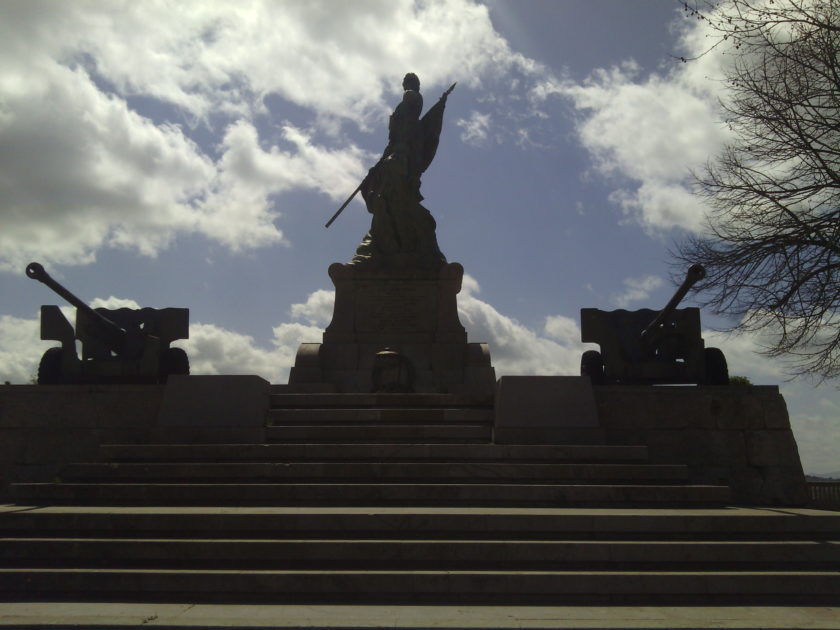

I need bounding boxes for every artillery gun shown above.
[26,262,190,385]
[579,264,728,385]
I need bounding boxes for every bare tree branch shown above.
[676,0,839,381]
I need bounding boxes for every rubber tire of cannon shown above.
[704,347,729,385]
[581,350,605,385]
[37,347,63,385]
[159,347,190,383]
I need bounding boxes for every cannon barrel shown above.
[640,264,706,343]
[26,262,127,355]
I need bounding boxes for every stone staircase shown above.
[1,391,839,605]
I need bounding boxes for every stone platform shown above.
[288,262,495,394]
[0,379,833,614]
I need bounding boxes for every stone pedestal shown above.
[289,262,495,394]
[494,376,603,444]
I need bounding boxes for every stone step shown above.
[9,483,731,507]
[60,462,689,484]
[269,392,494,409]
[2,507,836,539]
[264,425,492,443]
[3,537,838,570]
[268,408,494,424]
[98,443,651,463]
[1,602,838,630]
[1,568,837,604]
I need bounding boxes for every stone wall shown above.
[593,385,808,506]
[0,384,164,497]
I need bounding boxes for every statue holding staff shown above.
[327,73,454,270]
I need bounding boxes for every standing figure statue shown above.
[350,73,453,269]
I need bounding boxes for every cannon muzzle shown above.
[640,264,706,343]
[26,261,127,355]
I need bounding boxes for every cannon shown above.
[26,262,190,384]
[579,264,728,385]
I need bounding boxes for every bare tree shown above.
[676,0,840,381]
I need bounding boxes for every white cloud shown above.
[175,320,322,384]
[540,19,734,233]
[195,121,368,251]
[612,274,664,308]
[289,289,335,327]
[0,315,48,384]
[89,297,142,310]
[0,61,216,270]
[0,0,538,270]
[456,110,492,146]
[457,278,588,376]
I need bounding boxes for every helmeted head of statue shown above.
[402,73,420,92]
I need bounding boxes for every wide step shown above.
[10,482,731,507]
[3,538,838,570]
[1,568,837,604]
[265,424,491,443]
[98,443,651,462]
[2,506,838,539]
[60,462,689,484]
[268,408,493,424]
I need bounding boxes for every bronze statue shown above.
[329,74,454,270]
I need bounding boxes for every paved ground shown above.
[1,603,840,628]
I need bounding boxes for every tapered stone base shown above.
[289,262,495,394]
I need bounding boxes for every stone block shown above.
[594,387,708,429]
[764,392,792,429]
[156,375,269,429]
[495,377,599,444]
[745,430,801,467]
[728,466,769,505]
[320,343,359,370]
[645,429,693,465]
[463,366,496,386]
[712,391,764,430]
[287,366,322,384]
[292,262,493,393]
[0,385,164,429]
[761,466,809,506]
[465,343,492,367]
[431,343,464,371]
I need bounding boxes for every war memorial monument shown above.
[0,73,838,625]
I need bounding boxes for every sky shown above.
[0,0,837,475]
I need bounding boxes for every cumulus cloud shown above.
[539,19,734,233]
[89,297,142,310]
[195,121,368,251]
[175,320,323,384]
[0,0,537,271]
[612,274,664,308]
[457,275,589,375]
[456,110,492,146]
[289,289,335,327]
[0,315,47,384]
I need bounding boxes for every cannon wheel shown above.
[581,350,605,385]
[159,347,189,383]
[704,347,729,385]
[37,347,64,385]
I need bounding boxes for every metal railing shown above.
[807,482,840,508]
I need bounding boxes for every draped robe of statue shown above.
[351,86,448,269]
